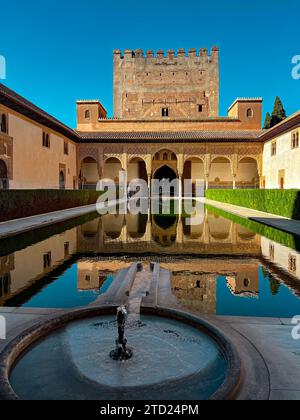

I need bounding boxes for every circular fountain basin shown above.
[0,308,241,400]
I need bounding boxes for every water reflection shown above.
[0,204,300,317]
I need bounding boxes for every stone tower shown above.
[113,47,219,120]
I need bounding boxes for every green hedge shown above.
[0,190,102,222]
[206,204,300,251]
[206,189,300,220]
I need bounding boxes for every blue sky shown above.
[0,0,299,127]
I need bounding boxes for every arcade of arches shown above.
[77,144,262,194]
[77,210,259,252]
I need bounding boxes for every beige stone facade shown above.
[113,48,219,119]
[0,98,77,190]
[261,113,300,189]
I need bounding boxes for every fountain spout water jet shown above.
[110,306,133,361]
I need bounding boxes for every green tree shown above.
[271,96,287,127]
[264,112,272,129]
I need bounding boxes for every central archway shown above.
[153,165,178,197]
[154,165,177,182]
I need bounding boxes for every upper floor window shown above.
[291,131,299,149]
[162,108,169,117]
[247,108,254,118]
[198,105,203,113]
[64,141,69,155]
[85,110,91,120]
[42,132,50,148]
[271,141,277,157]
[0,113,8,134]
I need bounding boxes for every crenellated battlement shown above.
[113,46,219,119]
[113,47,219,61]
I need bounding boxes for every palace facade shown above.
[0,47,299,192]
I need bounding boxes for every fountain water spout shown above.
[110,306,133,361]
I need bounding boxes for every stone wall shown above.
[113,48,219,119]
[262,127,300,189]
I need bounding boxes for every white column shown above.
[148,175,152,197]
[178,176,183,216]
[233,176,236,189]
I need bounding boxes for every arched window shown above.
[171,153,177,161]
[0,114,7,134]
[247,108,254,118]
[163,152,168,161]
[154,152,160,161]
[85,110,91,120]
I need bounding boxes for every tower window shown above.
[247,108,254,118]
[85,110,90,120]
[162,108,169,117]
[271,141,277,157]
[198,105,203,113]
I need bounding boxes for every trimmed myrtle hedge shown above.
[206,189,300,220]
[0,190,102,222]
[205,204,300,251]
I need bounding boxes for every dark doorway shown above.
[153,165,177,197]
[154,165,177,182]
[59,171,65,190]
[0,159,8,190]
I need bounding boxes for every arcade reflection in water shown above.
[0,204,300,317]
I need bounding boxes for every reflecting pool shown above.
[0,201,300,318]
